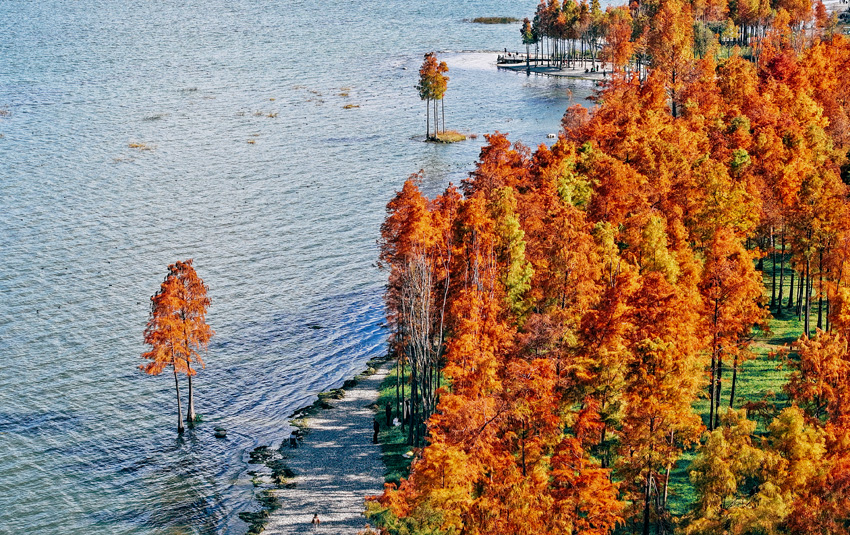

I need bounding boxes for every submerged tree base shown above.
[469,16,519,24]
[427,130,467,143]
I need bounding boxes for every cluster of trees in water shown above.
[370,0,850,533]
[417,52,450,141]
[520,0,844,74]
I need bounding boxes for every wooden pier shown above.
[496,53,608,81]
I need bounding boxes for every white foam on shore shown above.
[443,51,500,71]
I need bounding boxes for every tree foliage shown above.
[374,3,850,532]
[141,260,213,432]
[417,53,450,140]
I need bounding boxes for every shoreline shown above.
[497,60,608,81]
[240,357,392,534]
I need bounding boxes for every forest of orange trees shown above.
[368,0,850,533]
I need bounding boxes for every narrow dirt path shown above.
[264,364,389,535]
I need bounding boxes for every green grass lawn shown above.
[376,362,414,485]
[667,254,809,516]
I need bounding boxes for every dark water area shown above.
[0,0,606,533]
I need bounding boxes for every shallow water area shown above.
[0,1,603,533]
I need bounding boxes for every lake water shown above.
[0,1,599,533]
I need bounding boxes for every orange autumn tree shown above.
[379,175,459,446]
[417,52,449,140]
[141,260,213,432]
[617,265,705,535]
[170,260,214,424]
[783,303,850,532]
[602,6,634,73]
[700,228,767,430]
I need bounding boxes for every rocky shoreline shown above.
[238,356,391,535]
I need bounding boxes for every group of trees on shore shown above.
[371,0,850,532]
[522,0,608,69]
[520,0,844,74]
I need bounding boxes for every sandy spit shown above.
[263,363,390,534]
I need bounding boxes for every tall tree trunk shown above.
[818,249,824,330]
[426,99,430,140]
[788,269,795,311]
[709,350,716,431]
[401,356,406,432]
[659,462,672,535]
[186,370,196,425]
[526,43,530,75]
[797,266,805,318]
[770,229,776,309]
[643,470,652,535]
[805,255,812,336]
[709,301,719,431]
[414,378,420,447]
[827,298,831,332]
[432,99,437,139]
[714,356,722,429]
[431,100,435,138]
[174,368,184,434]
[778,230,785,313]
[396,353,400,424]
[181,320,196,425]
[425,361,432,418]
[730,353,738,408]
[408,368,416,445]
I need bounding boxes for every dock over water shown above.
[497,53,608,81]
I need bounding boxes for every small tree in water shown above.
[521,18,537,74]
[141,259,214,433]
[416,52,449,140]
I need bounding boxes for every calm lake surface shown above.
[0,1,600,533]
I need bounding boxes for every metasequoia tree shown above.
[417,52,449,140]
[521,18,538,75]
[685,407,826,535]
[700,229,766,430]
[380,177,456,446]
[617,270,704,535]
[602,7,634,73]
[645,0,695,116]
[141,260,213,432]
[169,260,213,424]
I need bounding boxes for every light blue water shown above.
[0,1,600,533]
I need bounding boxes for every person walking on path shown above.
[385,402,392,427]
[372,418,380,444]
[311,513,321,532]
